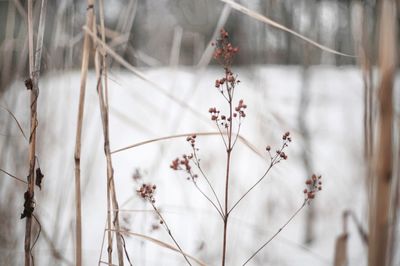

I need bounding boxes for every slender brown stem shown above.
[24,1,34,264]
[94,30,125,265]
[221,69,233,266]
[96,2,115,264]
[24,0,47,263]
[74,1,94,265]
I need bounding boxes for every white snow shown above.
[0,66,396,265]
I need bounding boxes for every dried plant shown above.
[137,29,323,266]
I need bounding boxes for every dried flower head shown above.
[303,174,322,200]
[212,29,239,68]
[137,183,157,202]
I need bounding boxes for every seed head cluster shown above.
[266,132,292,163]
[234,99,247,118]
[170,154,193,172]
[212,29,239,68]
[282,131,291,142]
[215,70,240,90]
[137,183,157,203]
[186,134,197,148]
[303,174,322,200]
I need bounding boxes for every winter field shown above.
[1,66,397,265]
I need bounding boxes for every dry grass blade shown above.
[82,26,209,125]
[110,131,263,159]
[219,0,355,57]
[107,229,207,266]
[74,1,94,265]
[93,19,125,265]
[97,0,113,263]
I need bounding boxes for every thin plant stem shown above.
[98,220,108,266]
[192,179,224,219]
[228,163,273,215]
[192,149,224,214]
[229,140,289,215]
[24,0,35,264]
[31,214,42,265]
[231,120,242,148]
[242,200,308,265]
[24,0,47,263]
[106,229,206,266]
[0,168,28,184]
[221,69,233,266]
[215,121,228,149]
[96,2,114,264]
[73,1,94,265]
[94,38,125,265]
[149,203,193,266]
[0,106,28,141]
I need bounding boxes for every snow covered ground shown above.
[0,66,397,265]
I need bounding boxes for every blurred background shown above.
[0,0,399,265]
[0,0,383,90]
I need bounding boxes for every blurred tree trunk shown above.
[282,1,293,64]
[335,0,354,65]
[368,1,397,266]
[299,43,315,244]
[312,0,321,65]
